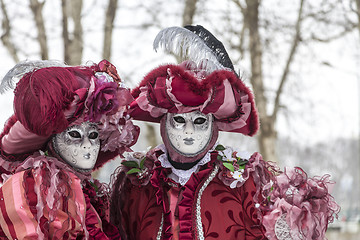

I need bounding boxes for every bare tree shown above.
[103,0,118,60]
[182,0,198,26]
[356,0,360,38]
[354,0,360,221]
[231,0,305,163]
[0,0,19,62]
[61,0,83,65]
[29,0,48,60]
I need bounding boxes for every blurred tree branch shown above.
[62,0,83,65]
[243,0,280,162]
[103,0,118,60]
[356,0,360,39]
[0,0,19,62]
[29,0,48,60]
[272,0,304,121]
[183,0,198,26]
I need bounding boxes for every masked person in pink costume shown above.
[0,59,139,239]
[110,26,340,240]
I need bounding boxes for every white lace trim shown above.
[274,214,293,240]
[156,144,213,186]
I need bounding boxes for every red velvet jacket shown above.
[111,146,271,240]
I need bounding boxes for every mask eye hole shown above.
[68,130,81,138]
[194,117,206,125]
[173,116,185,123]
[88,132,99,139]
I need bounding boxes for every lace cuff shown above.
[274,214,293,240]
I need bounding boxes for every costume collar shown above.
[157,144,215,185]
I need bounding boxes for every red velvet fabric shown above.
[14,67,89,137]
[82,180,121,240]
[114,150,267,239]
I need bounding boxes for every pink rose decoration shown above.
[85,77,120,122]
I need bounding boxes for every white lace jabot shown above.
[156,144,213,186]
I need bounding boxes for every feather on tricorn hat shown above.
[130,25,259,136]
[0,59,139,169]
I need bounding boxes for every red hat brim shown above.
[129,64,259,136]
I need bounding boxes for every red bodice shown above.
[117,152,267,240]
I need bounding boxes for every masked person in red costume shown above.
[0,60,139,239]
[110,26,339,240]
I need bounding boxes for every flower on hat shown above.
[85,76,120,122]
[99,112,138,154]
[58,60,140,160]
[63,60,139,157]
[79,71,138,157]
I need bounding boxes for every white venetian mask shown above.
[165,111,213,156]
[52,122,100,172]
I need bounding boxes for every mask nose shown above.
[81,137,92,150]
[184,121,194,135]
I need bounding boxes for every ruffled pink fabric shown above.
[216,96,251,132]
[1,121,49,155]
[8,154,88,238]
[137,85,168,118]
[149,150,218,240]
[14,152,91,181]
[2,152,119,239]
[150,161,173,239]
[262,167,340,240]
[176,158,215,240]
[0,155,22,183]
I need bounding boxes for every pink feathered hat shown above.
[0,59,139,169]
[129,25,259,136]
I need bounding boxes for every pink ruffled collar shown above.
[0,150,92,183]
